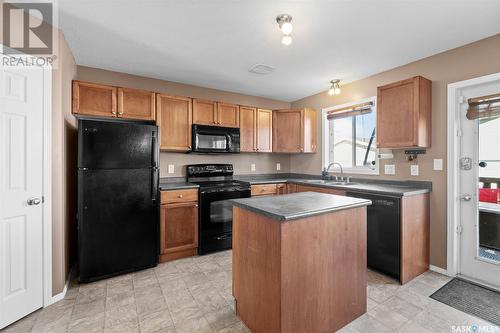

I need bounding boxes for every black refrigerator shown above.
[77,118,159,283]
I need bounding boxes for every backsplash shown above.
[159,152,291,177]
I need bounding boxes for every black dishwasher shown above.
[347,192,400,279]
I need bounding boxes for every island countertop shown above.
[232,191,371,221]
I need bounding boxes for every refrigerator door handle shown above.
[152,130,158,168]
[151,168,158,203]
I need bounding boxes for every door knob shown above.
[27,197,41,206]
[460,194,472,202]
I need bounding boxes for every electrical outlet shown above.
[433,159,443,171]
[411,165,419,176]
[167,164,175,174]
[384,164,395,175]
[251,163,256,172]
[276,163,281,171]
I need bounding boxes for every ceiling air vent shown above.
[248,64,275,75]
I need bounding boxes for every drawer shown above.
[251,184,278,196]
[295,185,345,196]
[161,189,198,204]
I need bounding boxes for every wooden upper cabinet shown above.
[193,99,217,125]
[217,103,239,127]
[156,94,192,152]
[273,108,317,153]
[72,81,117,117]
[256,109,272,152]
[117,87,155,120]
[239,106,257,152]
[376,76,432,148]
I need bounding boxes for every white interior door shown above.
[458,78,500,289]
[0,57,44,328]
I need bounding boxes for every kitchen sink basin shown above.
[302,179,358,186]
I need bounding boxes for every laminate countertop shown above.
[159,182,199,190]
[232,192,371,221]
[235,175,431,197]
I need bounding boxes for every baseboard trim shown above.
[47,281,68,306]
[429,264,450,276]
[46,267,74,307]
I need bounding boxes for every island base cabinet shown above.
[233,206,367,333]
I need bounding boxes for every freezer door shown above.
[78,119,158,169]
[78,168,159,282]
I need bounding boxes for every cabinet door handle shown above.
[178,194,183,198]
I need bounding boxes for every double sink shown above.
[301,179,358,186]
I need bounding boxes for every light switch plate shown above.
[251,163,256,172]
[167,164,175,174]
[410,165,419,176]
[433,159,443,171]
[384,164,396,175]
[276,163,281,171]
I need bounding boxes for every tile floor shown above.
[3,250,499,333]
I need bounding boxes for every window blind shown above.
[327,101,374,120]
[467,93,500,120]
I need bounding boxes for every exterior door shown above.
[0,57,44,328]
[458,78,500,289]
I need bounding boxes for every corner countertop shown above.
[232,192,372,221]
[235,174,431,197]
[159,182,199,191]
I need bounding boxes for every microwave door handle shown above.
[225,134,232,151]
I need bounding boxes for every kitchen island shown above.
[232,192,372,333]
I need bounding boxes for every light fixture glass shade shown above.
[280,22,293,35]
[281,35,293,46]
[328,80,341,95]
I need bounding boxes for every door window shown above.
[209,199,233,223]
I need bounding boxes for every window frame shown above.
[322,96,379,175]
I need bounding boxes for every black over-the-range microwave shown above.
[191,124,240,154]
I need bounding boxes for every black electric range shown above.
[187,164,251,255]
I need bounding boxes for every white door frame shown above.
[447,71,500,278]
[1,46,53,308]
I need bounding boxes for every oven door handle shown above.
[216,234,231,240]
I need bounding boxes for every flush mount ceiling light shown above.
[276,14,293,46]
[248,63,275,75]
[328,79,342,96]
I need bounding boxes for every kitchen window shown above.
[322,97,379,174]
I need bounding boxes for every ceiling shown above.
[58,0,500,102]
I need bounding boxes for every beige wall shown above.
[76,66,292,177]
[51,31,77,294]
[291,33,500,269]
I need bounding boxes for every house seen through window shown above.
[325,99,378,174]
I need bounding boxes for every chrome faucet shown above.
[322,162,344,181]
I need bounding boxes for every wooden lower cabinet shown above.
[400,193,430,284]
[251,184,278,196]
[160,190,198,262]
[276,183,286,195]
[294,184,345,196]
[251,183,287,196]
